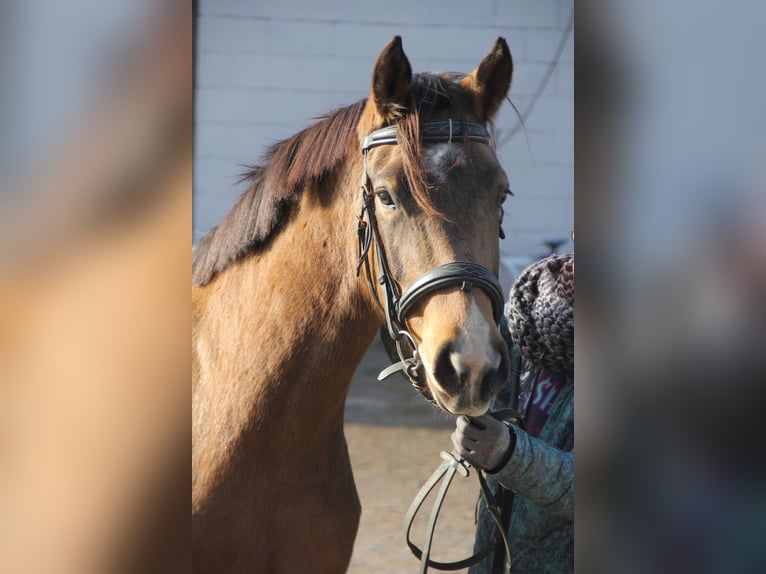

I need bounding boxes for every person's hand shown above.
[451,413,515,473]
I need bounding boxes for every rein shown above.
[404,409,524,574]
[356,119,505,395]
[356,119,515,573]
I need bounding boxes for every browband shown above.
[362,119,491,153]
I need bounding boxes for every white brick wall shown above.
[194,0,574,281]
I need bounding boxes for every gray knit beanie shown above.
[507,253,574,375]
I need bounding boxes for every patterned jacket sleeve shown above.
[492,426,574,519]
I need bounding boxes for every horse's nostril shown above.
[480,339,510,401]
[478,364,502,401]
[433,341,508,398]
[495,340,510,381]
[433,344,460,394]
[480,365,497,388]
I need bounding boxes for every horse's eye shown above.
[375,189,396,208]
[499,188,512,206]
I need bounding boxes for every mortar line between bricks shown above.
[198,13,565,32]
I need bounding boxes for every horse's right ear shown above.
[461,37,512,123]
[368,36,412,125]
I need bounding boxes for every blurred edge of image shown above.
[577,0,766,572]
[0,1,191,573]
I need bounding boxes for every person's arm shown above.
[493,426,573,519]
[452,414,573,519]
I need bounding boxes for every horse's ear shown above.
[369,36,412,125]
[461,37,512,123]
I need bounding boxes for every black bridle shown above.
[356,119,515,574]
[356,119,505,395]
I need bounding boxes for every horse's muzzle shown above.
[429,330,509,416]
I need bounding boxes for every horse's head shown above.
[357,37,513,416]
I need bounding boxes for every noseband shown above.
[356,120,505,395]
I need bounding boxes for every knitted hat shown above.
[507,253,574,374]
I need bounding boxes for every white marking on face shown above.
[448,298,501,387]
[423,144,463,184]
[424,296,501,403]
[425,143,455,166]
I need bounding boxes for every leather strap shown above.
[397,262,505,325]
[362,120,491,152]
[405,453,512,574]
[404,452,498,572]
[405,410,525,574]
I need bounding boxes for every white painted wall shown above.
[194,0,573,287]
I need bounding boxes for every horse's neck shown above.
[192,184,378,505]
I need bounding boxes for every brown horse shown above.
[192,36,513,573]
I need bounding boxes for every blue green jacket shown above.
[469,318,574,574]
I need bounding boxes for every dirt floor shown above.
[344,337,481,573]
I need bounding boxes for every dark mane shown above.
[192,73,475,286]
[192,101,365,285]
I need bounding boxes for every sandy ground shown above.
[344,337,481,573]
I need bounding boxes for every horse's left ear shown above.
[461,37,513,123]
